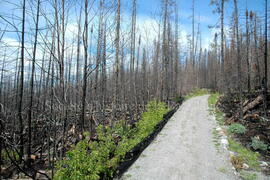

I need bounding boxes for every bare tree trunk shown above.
[76,7,82,114]
[129,0,137,122]
[221,0,225,91]
[18,0,26,163]
[95,0,104,104]
[233,0,243,119]
[264,0,268,115]
[254,13,261,86]
[174,4,179,96]
[0,48,6,173]
[113,0,121,124]
[192,0,195,68]
[101,23,107,125]
[246,9,251,92]
[27,0,40,165]
[161,0,168,102]
[81,0,88,132]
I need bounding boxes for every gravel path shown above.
[120,95,237,180]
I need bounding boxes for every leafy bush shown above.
[54,101,169,180]
[251,137,269,151]
[227,123,246,134]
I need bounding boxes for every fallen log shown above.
[243,95,263,114]
[243,114,260,120]
[226,95,263,124]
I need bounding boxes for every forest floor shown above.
[119,95,238,180]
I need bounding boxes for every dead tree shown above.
[81,0,88,132]
[221,0,225,90]
[246,9,251,92]
[27,0,40,164]
[264,0,268,115]
[233,0,243,119]
[18,0,26,163]
[129,0,137,121]
[113,0,121,124]
[76,6,82,114]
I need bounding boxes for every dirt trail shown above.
[120,95,237,180]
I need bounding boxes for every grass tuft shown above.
[208,93,225,126]
[218,167,228,173]
[239,171,258,180]
[228,138,260,170]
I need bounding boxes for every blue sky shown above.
[0,0,267,55]
[130,0,266,49]
[0,0,267,77]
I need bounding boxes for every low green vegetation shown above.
[208,93,262,176]
[239,171,258,180]
[227,123,246,135]
[218,167,228,173]
[172,96,183,103]
[251,138,269,151]
[54,101,169,180]
[212,128,221,150]
[185,88,209,99]
[2,148,20,162]
[228,138,260,170]
[208,92,220,108]
[208,93,225,126]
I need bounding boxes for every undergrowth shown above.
[227,123,246,135]
[251,138,269,151]
[228,138,260,170]
[54,101,169,180]
[239,171,258,180]
[208,93,225,126]
[208,93,261,178]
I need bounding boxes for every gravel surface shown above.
[120,95,238,180]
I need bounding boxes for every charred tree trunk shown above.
[18,0,26,163]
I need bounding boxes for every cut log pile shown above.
[226,95,264,124]
[216,92,270,166]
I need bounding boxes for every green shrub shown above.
[227,123,246,134]
[251,138,269,151]
[55,126,118,180]
[54,101,169,180]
